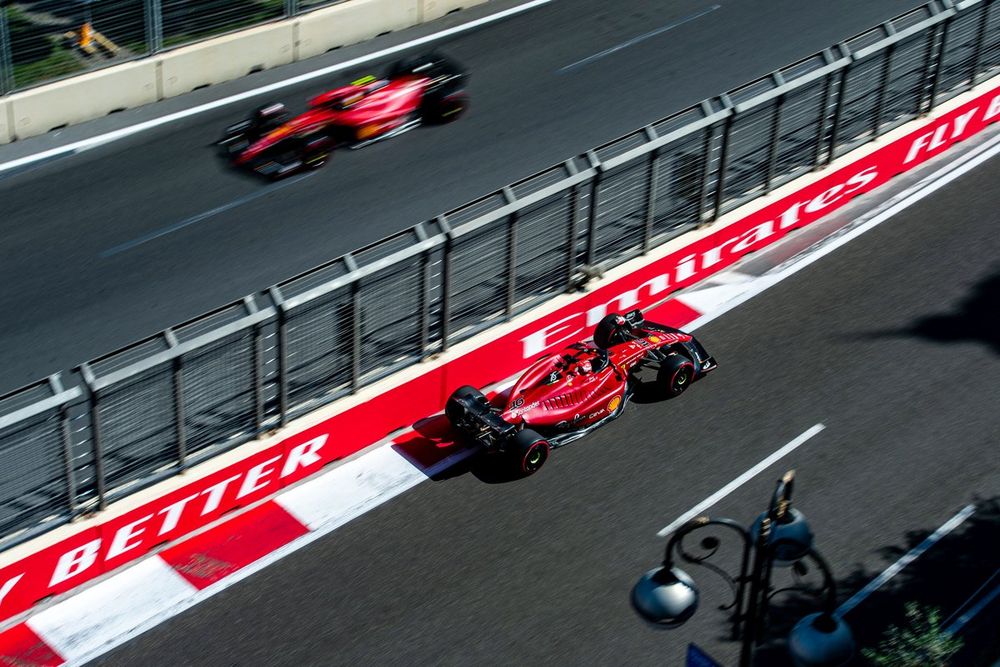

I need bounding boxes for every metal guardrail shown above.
[0,0,997,550]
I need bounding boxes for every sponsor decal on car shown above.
[607,396,622,412]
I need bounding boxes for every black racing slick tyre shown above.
[507,429,550,476]
[445,385,485,427]
[423,93,467,124]
[594,313,626,350]
[657,353,695,398]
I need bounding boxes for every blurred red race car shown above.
[218,53,467,178]
[445,310,717,476]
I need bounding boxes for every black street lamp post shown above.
[631,471,855,667]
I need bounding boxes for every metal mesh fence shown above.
[513,192,574,311]
[2,0,998,550]
[937,2,990,103]
[834,51,888,157]
[160,0,283,50]
[448,219,510,343]
[773,79,829,188]
[0,413,66,535]
[96,363,178,498]
[180,330,258,462]
[592,159,650,266]
[879,34,934,134]
[1,0,148,92]
[283,287,353,415]
[651,132,707,240]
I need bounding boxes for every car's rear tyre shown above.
[506,429,550,476]
[445,385,485,427]
[657,353,695,398]
[423,93,468,124]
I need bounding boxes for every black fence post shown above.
[268,287,290,427]
[968,0,991,87]
[413,223,432,357]
[244,296,265,433]
[641,126,660,253]
[872,25,897,139]
[79,364,107,511]
[343,253,362,392]
[502,187,519,319]
[164,329,187,470]
[763,73,785,194]
[584,151,602,266]
[696,100,717,225]
[564,159,580,291]
[438,215,453,353]
[827,44,853,165]
[144,0,163,54]
[711,94,735,221]
[49,374,78,519]
[925,10,952,115]
[814,49,838,169]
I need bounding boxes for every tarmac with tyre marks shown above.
[0,0,930,393]
[91,141,1000,663]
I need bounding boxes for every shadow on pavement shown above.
[390,413,526,485]
[869,267,1000,355]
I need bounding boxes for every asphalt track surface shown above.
[94,146,1000,664]
[0,0,930,393]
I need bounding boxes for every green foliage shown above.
[12,39,83,87]
[862,603,964,667]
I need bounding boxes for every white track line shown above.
[558,4,721,73]
[0,0,554,175]
[836,503,976,617]
[656,424,825,537]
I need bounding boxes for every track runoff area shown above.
[1,92,996,664]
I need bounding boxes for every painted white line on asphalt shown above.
[836,504,976,617]
[682,131,1000,333]
[100,171,313,257]
[27,556,196,663]
[656,424,825,537]
[0,0,554,175]
[558,4,721,73]
[946,578,1000,635]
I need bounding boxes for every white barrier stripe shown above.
[836,504,976,616]
[27,556,196,663]
[275,443,431,531]
[942,567,1000,630]
[0,0,555,174]
[656,424,826,537]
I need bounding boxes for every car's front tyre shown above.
[657,353,695,398]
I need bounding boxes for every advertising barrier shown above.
[0,82,996,626]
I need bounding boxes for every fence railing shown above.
[0,0,357,94]
[1,0,997,550]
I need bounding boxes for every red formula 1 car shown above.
[218,53,467,178]
[445,310,717,476]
